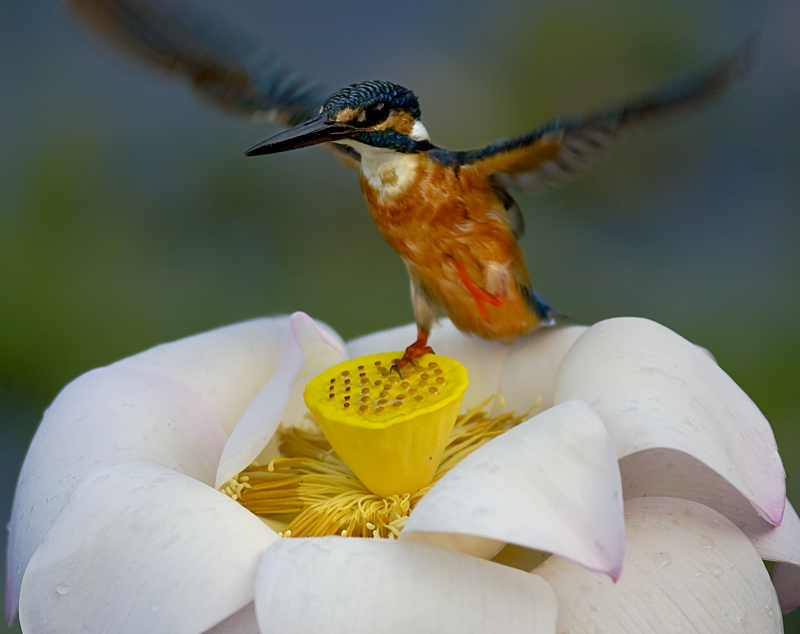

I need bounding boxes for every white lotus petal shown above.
[6,366,228,622]
[124,316,292,433]
[347,319,513,410]
[498,325,588,416]
[254,537,557,633]
[403,400,625,579]
[534,497,782,633]
[429,326,514,409]
[202,603,260,634]
[9,318,308,624]
[346,321,417,357]
[554,317,785,525]
[215,313,344,488]
[19,462,277,634]
[399,531,505,560]
[279,312,346,424]
[772,562,800,613]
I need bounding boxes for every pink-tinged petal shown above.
[737,499,800,613]
[254,537,558,633]
[215,313,344,489]
[534,497,782,633]
[773,563,800,613]
[18,462,277,634]
[202,603,260,634]
[498,325,588,416]
[347,319,513,410]
[619,449,791,553]
[741,499,800,564]
[554,317,786,526]
[7,366,228,623]
[627,456,800,570]
[403,400,625,579]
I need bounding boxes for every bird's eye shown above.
[363,102,389,125]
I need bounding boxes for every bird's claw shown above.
[391,343,434,377]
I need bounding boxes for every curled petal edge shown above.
[215,312,344,489]
[403,400,625,580]
[554,317,786,528]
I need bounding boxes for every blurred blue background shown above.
[2,0,799,631]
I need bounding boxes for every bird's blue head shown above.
[322,80,422,121]
[246,80,433,157]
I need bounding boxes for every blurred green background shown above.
[2,0,798,631]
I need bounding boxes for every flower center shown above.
[304,352,468,497]
[222,352,532,539]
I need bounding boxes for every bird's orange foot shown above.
[391,329,434,376]
[451,258,505,322]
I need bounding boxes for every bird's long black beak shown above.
[245,113,352,156]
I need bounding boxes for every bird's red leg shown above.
[451,258,505,322]
[392,327,434,376]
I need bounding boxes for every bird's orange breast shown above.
[359,154,543,339]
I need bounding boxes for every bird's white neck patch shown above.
[408,120,430,141]
[340,140,419,200]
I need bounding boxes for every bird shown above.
[70,0,757,371]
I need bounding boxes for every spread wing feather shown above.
[431,37,757,191]
[69,0,360,164]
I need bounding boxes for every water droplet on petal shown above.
[55,583,70,595]
[656,551,672,569]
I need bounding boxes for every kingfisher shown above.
[71,0,756,370]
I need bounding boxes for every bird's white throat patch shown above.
[341,140,419,200]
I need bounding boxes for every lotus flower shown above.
[6,312,800,633]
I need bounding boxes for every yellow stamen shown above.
[303,352,468,497]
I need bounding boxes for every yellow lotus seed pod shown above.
[303,352,468,497]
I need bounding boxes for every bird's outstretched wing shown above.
[431,38,758,191]
[69,0,360,164]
